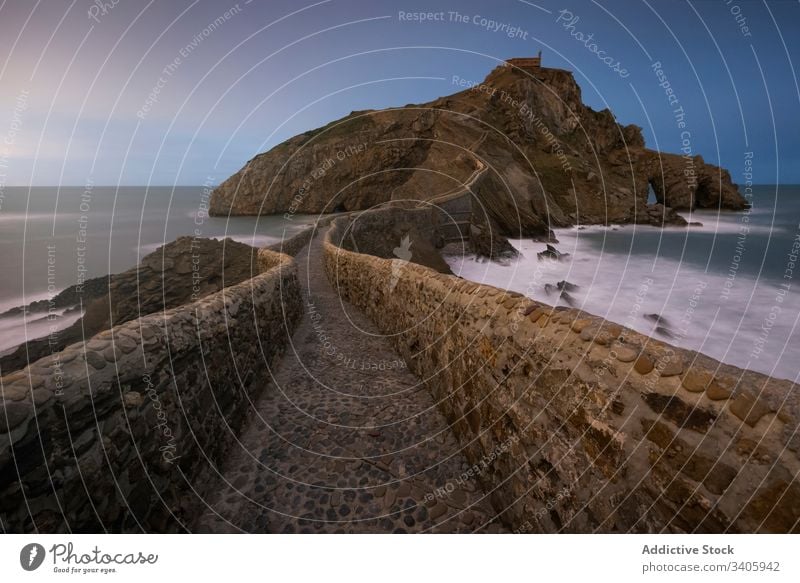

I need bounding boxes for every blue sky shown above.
[0,0,798,186]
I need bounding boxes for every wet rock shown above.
[531,229,559,244]
[469,221,518,261]
[654,326,675,339]
[556,280,579,292]
[537,245,570,262]
[644,313,669,325]
[633,203,688,227]
[559,292,577,307]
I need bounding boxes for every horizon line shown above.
[2,182,792,188]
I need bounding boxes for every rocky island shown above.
[210,58,747,238]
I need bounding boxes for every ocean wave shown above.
[0,290,53,315]
[0,212,80,223]
[0,310,84,354]
[446,230,800,381]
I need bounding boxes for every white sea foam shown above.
[446,226,800,381]
[0,308,84,354]
[228,234,282,247]
[0,289,52,314]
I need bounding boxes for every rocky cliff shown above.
[210,63,747,235]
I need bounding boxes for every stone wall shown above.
[324,212,800,533]
[0,246,303,533]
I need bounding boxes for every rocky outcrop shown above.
[341,207,452,274]
[211,63,747,235]
[633,203,688,227]
[538,244,570,262]
[0,237,259,375]
[468,219,518,261]
[640,152,748,211]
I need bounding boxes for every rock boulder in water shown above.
[538,244,570,262]
[557,280,579,292]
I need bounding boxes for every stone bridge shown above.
[1,209,798,533]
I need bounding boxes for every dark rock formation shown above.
[531,231,559,243]
[655,326,676,339]
[559,291,577,306]
[545,281,579,306]
[640,153,748,211]
[557,280,579,292]
[210,63,747,236]
[337,208,452,274]
[633,203,688,227]
[644,313,669,325]
[0,237,258,374]
[538,244,570,262]
[469,219,518,261]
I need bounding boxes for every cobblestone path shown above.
[195,232,504,533]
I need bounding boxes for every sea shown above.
[2,185,798,382]
[0,186,316,355]
[446,185,800,382]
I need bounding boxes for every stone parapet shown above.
[324,211,800,533]
[0,247,302,532]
